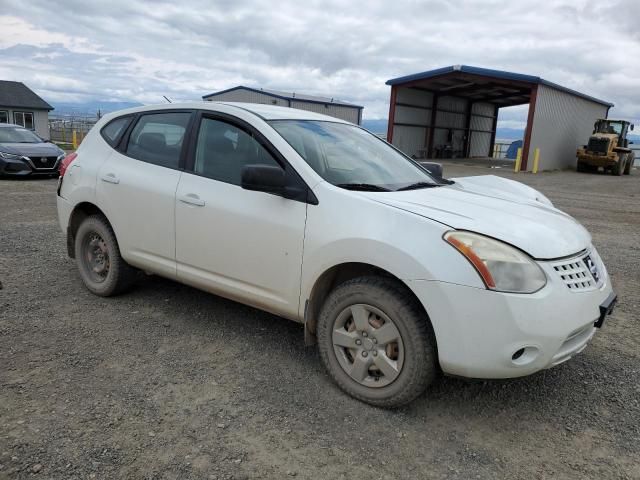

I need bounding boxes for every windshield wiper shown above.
[336,183,392,192]
[396,182,442,191]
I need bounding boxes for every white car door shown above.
[96,110,194,279]
[175,113,309,320]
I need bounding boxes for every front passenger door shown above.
[175,114,308,319]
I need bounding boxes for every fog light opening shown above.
[511,346,540,366]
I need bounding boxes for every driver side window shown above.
[194,118,281,185]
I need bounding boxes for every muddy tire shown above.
[613,155,625,176]
[74,215,137,296]
[624,152,634,175]
[317,276,437,408]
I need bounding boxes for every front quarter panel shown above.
[299,182,485,315]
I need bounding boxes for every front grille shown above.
[551,251,601,291]
[586,137,609,155]
[27,156,58,170]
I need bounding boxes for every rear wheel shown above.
[317,276,437,408]
[624,152,634,175]
[74,215,137,296]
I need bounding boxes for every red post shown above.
[521,85,538,171]
[386,86,397,143]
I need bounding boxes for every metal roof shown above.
[202,85,363,109]
[386,65,613,108]
[0,81,54,110]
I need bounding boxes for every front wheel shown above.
[74,215,137,296]
[613,155,625,176]
[317,276,437,407]
[624,152,634,175]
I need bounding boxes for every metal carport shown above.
[385,65,613,171]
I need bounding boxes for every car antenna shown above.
[163,95,173,103]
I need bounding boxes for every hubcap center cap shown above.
[362,338,374,351]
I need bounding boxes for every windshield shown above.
[269,120,438,191]
[595,121,623,135]
[0,126,43,144]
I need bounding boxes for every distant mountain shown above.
[52,101,143,116]
[495,128,524,141]
[362,119,388,133]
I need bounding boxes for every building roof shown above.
[0,81,54,111]
[202,85,363,109]
[386,65,613,108]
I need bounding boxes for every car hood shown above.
[0,142,64,157]
[366,175,590,259]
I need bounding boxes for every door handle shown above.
[100,173,120,184]
[179,193,205,207]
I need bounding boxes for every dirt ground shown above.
[1,164,639,480]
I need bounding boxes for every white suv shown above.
[57,102,616,407]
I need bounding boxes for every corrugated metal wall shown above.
[390,89,496,158]
[391,87,433,157]
[204,88,362,124]
[469,102,495,157]
[528,84,609,170]
[205,89,289,106]
[433,96,466,154]
[289,100,360,124]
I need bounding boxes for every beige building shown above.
[0,80,54,140]
[203,86,363,125]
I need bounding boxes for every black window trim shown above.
[100,115,134,148]
[183,110,318,205]
[117,109,197,171]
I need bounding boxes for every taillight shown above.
[59,152,78,177]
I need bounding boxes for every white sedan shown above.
[56,102,616,407]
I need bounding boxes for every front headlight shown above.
[0,151,23,160]
[444,231,547,293]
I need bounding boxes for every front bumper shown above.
[409,249,614,379]
[577,152,618,167]
[0,156,61,176]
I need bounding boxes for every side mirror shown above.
[418,161,444,179]
[241,164,286,195]
[631,124,635,131]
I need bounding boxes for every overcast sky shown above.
[1,0,638,128]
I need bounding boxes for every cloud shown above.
[0,0,639,127]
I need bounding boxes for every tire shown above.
[624,152,634,175]
[317,276,437,408]
[74,215,137,296]
[576,161,588,173]
[613,155,625,176]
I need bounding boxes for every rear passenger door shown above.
[175,113,308,320]
[96,110,194,278]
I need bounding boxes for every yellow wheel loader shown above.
[576,119,635,175]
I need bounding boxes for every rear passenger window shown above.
[194,117,280,185]
[101,116,131,147]
[126,112,190,168]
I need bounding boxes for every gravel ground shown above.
[1,165,639,480]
